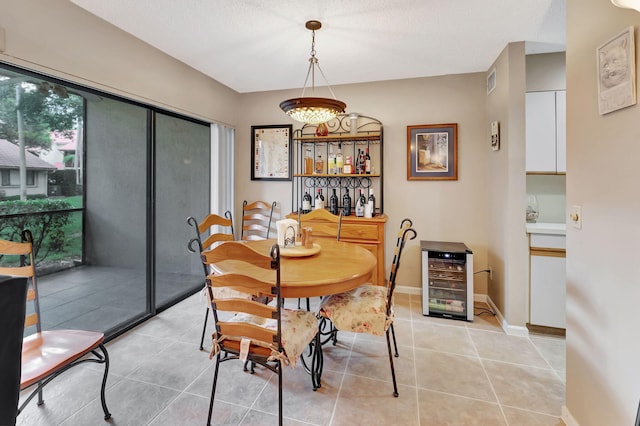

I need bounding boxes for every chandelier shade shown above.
[279,97,346,125]
[280,20,346,124]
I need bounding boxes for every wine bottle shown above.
[302,190,312,213]
[355,189,366,217]
[314,188,325,210]
[329,188,339,215]
[365,147,371,174]
[355,149,362,174]
[368,188,376,217]
[342,189,351,216]
[336,143,344,174]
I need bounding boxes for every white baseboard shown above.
[395,285,421,295]
[395,288,530,337]
[561,405,577,425]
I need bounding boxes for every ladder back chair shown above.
[241,200,276,241]
[318,219,416,397]
[296,208,343,310]
[187,211,235,350]
[0,230,111,420]
[202,241,320,426]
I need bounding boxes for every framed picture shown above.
[407,123,458,181]
[251,124,292,181]
[597,26,636,115]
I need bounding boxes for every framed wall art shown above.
[597,26,636,115]
[407,123,458,181]
[251,124,292,181]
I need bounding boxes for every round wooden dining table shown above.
[209,238,377,299]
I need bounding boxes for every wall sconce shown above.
[611,0,640,12]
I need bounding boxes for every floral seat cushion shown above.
[217,308,318,367]
[319,284,393,336]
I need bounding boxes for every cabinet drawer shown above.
[530,234,566,250]
[339,223,379,241]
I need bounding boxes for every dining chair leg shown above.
[200,307,210,351]
[278,360,283,426]
[311,332,323,391]
[207,354,221,426]
[390,323,399,357]
[386,329,399,397]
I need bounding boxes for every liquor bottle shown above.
[355,189,366,217]
[302,190,312,213]
[304,148,313,175]
[314,189,325,210]
[336,143,344,174]
[329,188,339,215]
[368,188,376,217]
[315,153,324,174]
[365,147,371,174]
[342,189,351,216]
[327,144,335,174]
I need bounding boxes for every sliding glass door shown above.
[154,113,210,309]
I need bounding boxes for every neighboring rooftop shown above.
[0,139,56,170]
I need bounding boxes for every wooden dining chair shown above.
[202,241,320,426]
[296,208,343,310]
[318,219,416,397]
[241,200,276,241]
[186,212,235,350]
[0,230,111,420]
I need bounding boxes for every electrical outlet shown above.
[570,205,582,229]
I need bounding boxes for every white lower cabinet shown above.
[530,250,566,329]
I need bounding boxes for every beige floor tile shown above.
[413,321,476,356]
[469,329,549,367]
[483,359,565,417]
[332,375,419,425]
[348,338,416,387]
[501,406,565,425]
[417,389,506,426]
[530,335,566,372]
[414,348,497,402]
[251,366,340,425]
[23,289,566,426]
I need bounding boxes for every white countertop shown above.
[526,222,566,235]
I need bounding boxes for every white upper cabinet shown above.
[526,90,566,174]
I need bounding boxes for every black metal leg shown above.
[278,360,283,426]
[36,384,43,406]
[98,344,111,420]
[390,323,399,357]
[207,354,221,426]
[386,330,399,397]
[200,307,209,351]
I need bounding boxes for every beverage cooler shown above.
[421,241,473,321]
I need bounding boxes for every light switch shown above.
[570,205,582,229]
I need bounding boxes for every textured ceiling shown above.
[70,0,566,94]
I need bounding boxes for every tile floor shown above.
[17,293,566,426]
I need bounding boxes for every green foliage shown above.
[0,77,82,150]
[48,169,81,196]
[0,199,73,262]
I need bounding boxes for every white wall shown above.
[566,0,640,424]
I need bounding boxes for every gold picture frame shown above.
[407,123,458,181]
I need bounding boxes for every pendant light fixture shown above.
[279,20,346,124]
